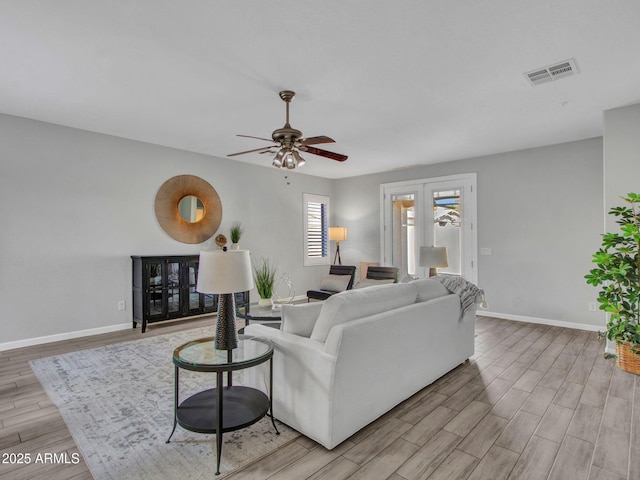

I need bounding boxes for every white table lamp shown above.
[419,246,448,277]
[197,249,254,350]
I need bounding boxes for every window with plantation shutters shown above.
[303,193,330,266]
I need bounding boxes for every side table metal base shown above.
[166,386,277,475]
[168,336,276,476]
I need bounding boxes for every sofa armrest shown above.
[281,302,324,337]
[243,323,338,447]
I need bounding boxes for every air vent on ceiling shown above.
[524,58,578,86]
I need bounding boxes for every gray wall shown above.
[0,113,333,346]
[334,138,605,328]
[0,111,611,348]
[604,103,640,227]
[602,103,640,353]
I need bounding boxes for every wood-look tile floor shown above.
[1,315,638,480]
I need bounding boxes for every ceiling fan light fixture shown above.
[292,150,305,167]
[284,152,296,169]
[272,149,285,167]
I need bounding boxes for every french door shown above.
[381,173,477,283]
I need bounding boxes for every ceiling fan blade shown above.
[237,134,274,142]
[300,136,335,146]
[227,146,275,157]
[303,146,348,162]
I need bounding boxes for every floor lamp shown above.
[329,227,348,265]
[197,249,254,350]
[419,246,448,277]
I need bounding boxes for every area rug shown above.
[29,326,299,479]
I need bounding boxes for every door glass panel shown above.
[432,189,461,275]
[145,260,164,317]
[167,261,181,314]
[391,193,416,278]
[186,259,200,311]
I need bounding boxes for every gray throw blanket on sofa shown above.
[435,274,487,314]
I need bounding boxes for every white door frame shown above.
[381,173,477,284]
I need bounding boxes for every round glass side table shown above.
[166,335,278,475]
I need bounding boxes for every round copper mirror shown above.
[154,175,222,244]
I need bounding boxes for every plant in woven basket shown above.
[253,257,277,300]
[586,193,640,371]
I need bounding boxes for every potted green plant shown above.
[230,222,243,249]
[586,193,640,374]
[253,257,277,307]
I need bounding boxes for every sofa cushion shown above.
[280,302,324,338]
[411,278,449,303]
[310,282,418,342]
[353,278,395,289]
[319,274,351,292]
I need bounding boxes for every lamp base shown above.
[333,242,342,265]
[215,293,238,350]
[428,267,438,277]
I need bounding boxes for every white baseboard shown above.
[0,323,132,352]
[480,311,605,333]
[481,311,615,357]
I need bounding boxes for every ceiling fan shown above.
[227,90,348,169]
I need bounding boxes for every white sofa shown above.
[243,278,476,449]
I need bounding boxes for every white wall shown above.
[0,114,333,347]
[334,138,605,329]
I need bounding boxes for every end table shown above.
[166,335,279,475]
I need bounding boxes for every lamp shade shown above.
[419,246,449,268]
[329,227,348,242]
[196,249,254,294]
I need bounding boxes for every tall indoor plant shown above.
[253,257,276,307]
[586,193,640,374]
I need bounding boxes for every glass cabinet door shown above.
[166,260,181,316]
[184,257,202,314]
[144,259,165,318]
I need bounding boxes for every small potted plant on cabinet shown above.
[586,193,640,374]
[230,222,243,249]
[253,257,277,307]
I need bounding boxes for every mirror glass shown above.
[178,195,205,223]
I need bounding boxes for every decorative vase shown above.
[230,243,240,250]
[258,297,272,308]
[616,341,640,375]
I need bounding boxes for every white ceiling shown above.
[1,1,639,179]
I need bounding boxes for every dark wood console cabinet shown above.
[132,255,250,333]
[131,255,215,332]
